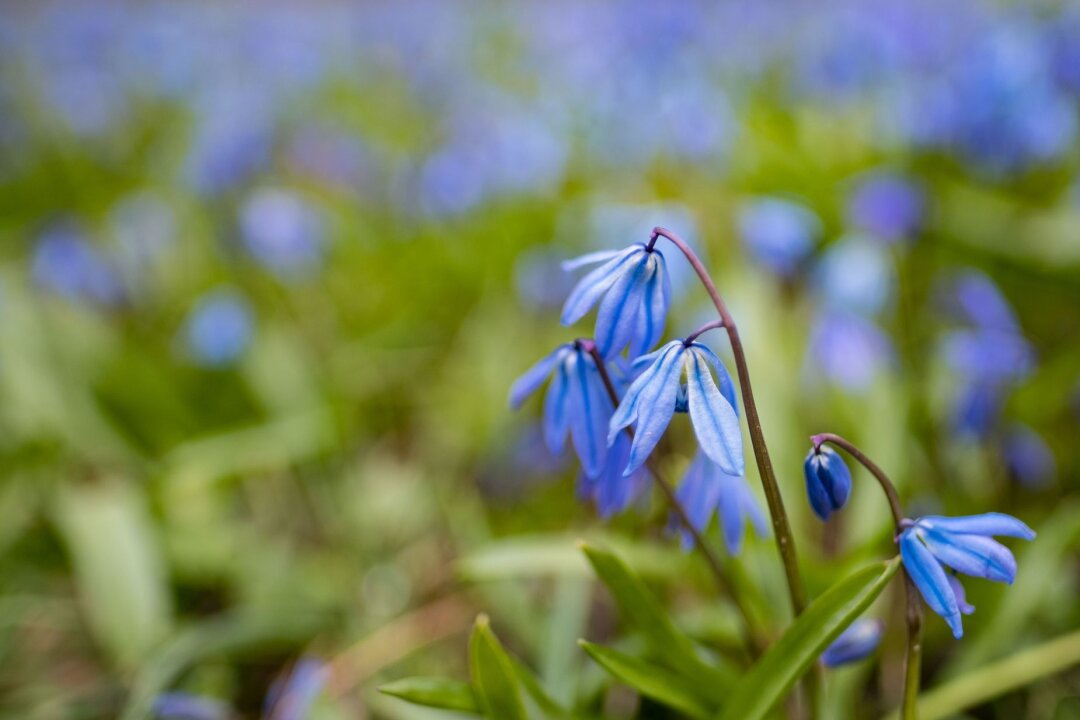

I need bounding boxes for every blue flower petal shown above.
[592,433,649,518]
[920,528,1017,584]
[688,342,739,415]
[900,530,963,638]
[509,345,568,408]
[716,471,749,555]
[947,575,976,615]
[561,248,624,272]
[920,513,1035,540]
[675,453,719,550]
[561,246,644,326]
[821,619,884,667]
[623,343,685,476]
[804,451,836,522]
[630,344,671,374]
[567,349,613,478]
[628,250,671,358]
[595,253,650,358]
[542,360,571,454]
[609,341,681,445]
[686,348,744,476]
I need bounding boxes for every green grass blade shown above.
[579,641,713,720]
[468,615,527,720]
[380,678,481,714]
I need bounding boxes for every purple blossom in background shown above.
[899,513,1034,638]
[239,188,324,277]
[737,197,821,277]
[813,237,894,315]
[183,289,253,368]
[263,658,328,720]
[951,382,1002,440]
[31,223,124,306]
[821,619,884,667]
[1002,424,1055,488]
[847,171,925,243]
[674,451,767,555]
[807,310,893,393]
[185,86,274,195]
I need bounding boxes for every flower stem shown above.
[810,432,923,720]
[651,227,808,615]
[584,340,767,656]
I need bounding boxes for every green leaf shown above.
[379,678,481,714]
[468,615,527,720]
[581,542,735,692]
[883,629,1080,720]
[54,480,172,670]
[579,641,712,720]
[510,656,568,718]
[717,557,901,720]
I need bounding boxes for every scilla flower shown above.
[675,451,767,554]
[609,339,742,478]
[561,244,671,359]
[898,513,1035,638]
[821,619,884,667]
[510,341,612,478]
[579,433,650,518]
[804,446,853,521]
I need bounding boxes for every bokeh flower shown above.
[183,288,254,368]
[737,197,821,277]
[821,619,884,667]
[674,451,767,554]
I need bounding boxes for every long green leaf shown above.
[883,629,1080,720]
[717,557,901,720]
[581,543,735,691]
[579,641,712,720]
[379,678,481,714]
[468,615,526,720]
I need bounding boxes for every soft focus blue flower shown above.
[674,451,767,554]
[185,85,274,195]
[821,619,884,667]
[152,692,229,720]
[804,446,852,522]
[561,244,671,359]
[31,223,124,306]
[737,197,821,277]
[183,289,254,368]
[510,342,613,479]
[807,310,893,392]
[899,513,1035,638]
[847,171,924,243]
[239,188,324,277]
[951,382,1002,440]
[263,657,328,720]
[814,236,894,315]
[946,270,1021,333]
[1002,424,1056,488]
[941,329,1034,382]
[578,432,650,518]
[609,340,742,478]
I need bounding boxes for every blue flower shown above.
[31,223,124,306]
[847,171,924,243]
[821,619,884,668]
[737,197,821,277]
[813,236,894,316]
[263,658,328,720]
[898,513,1035,638]
[674,451,767,554]
[804,446,852,522]
[510,342,613,479]
[807,309,893,393]
[239,187,324,277]
[1002,424,1056,489]
[578,432,650,518]
[561,244,671,360]
[609,340,742,478]
[183,289,254,368]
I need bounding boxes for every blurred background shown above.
[0,1,1079,718]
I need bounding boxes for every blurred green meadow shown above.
[1,1,1080,719]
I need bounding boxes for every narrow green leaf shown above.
[468,615,526,720]
[379,678,481,714]
[717,558,901,720]
[579,641,712,720]
[883,629,1080,720]
[54,480,172,670]
[510,656,568,718]
[581,542,735,691]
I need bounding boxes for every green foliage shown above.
[578,641,712,720]
[380,678,480,714]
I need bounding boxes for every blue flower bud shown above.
[803,446,852,521]
[821,619,884,667]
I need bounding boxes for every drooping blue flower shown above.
[561,244,671,359]
[578,432,650,518]
[804,446,853,522]
[262,657,328,720]
[183,289,254,368]
[510,342,613,479]
[609,340,742,478]
[898,513,1035,638]
[1002,424,1056,488]
[674,451,767,554]
[239,187,324,277]
[847,171,924,243]
[737,197,821,277]
[821,619,884,668]
[152,692,229,720]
